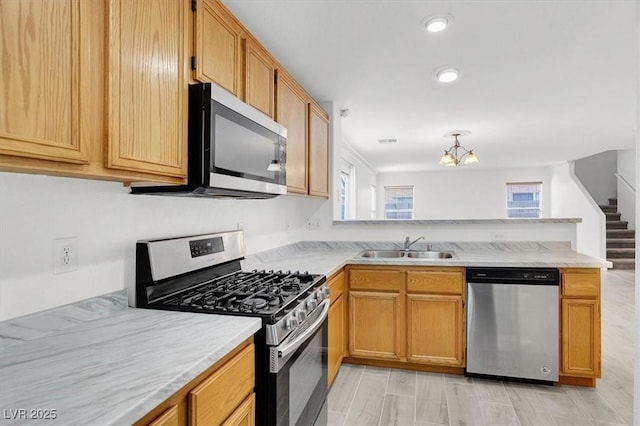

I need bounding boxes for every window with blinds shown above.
[506,182,542,218]
[384,186,414,219]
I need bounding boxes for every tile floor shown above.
[326,270,635,426]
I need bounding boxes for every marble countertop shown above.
[0,239,609,425]
[242,241,611,276]
[332,218,582,225]
[0,291,261,426]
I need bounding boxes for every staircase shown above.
[601,198,635,270]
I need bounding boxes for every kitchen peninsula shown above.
[0,240,609,425]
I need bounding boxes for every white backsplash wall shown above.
[0,172,323,320]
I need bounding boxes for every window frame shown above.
[506,181,542,218]
[384,185,415,220]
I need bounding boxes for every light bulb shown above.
[426,17,448,32]
[437,69,459,83]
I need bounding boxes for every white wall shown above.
[616,148,636,230]
[549,162,605,259]
[574,150,617,206]
[376,167,551,219]
[342,143,377,220]
[0,172,325,321]
[302,220,578,247]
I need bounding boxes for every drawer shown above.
[349,268,401,292]
[406,269,464,294]
[189,343,254,425]
[328,270,345,302]
[562,269,600,298]
[147,406,178,426]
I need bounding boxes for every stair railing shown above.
[614,173,636,193]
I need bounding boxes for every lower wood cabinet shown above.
[135,338,255,426]
[349,290,402,360]
[328,270,346,385]
[221,394,255,426]
[559,268,601,384]
[346,265,464,368]
[406,294,464,366]
[342,265,600,387]
[189,343,254,425]
[148,406,179,426]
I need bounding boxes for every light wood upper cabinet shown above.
[276,71,308,194]
[106,0,187,178]
[193,0,244,96]
[244,39,275,119]
[0,0,88,165]
[308,102,329,198]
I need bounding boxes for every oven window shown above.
[212,102,282,181]
[289,331,323,425]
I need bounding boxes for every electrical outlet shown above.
[305,218,320,230]
[53,237,79,274]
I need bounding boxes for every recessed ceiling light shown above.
[422,14,454,33]
[436,68,459,83]
[425,17,448,32]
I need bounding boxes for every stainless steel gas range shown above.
[133,230,329,426]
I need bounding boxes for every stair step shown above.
[606,229,636,238]
[610,259,636,270]
[605,212,621,221]
[607,248,636,259]
[606,221,629,230]
[608,198,618,206]
[607,238,636,248]
[600,205,618,213]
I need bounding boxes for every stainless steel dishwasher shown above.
[466,267,559,384]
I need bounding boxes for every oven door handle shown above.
[278,299,330,359]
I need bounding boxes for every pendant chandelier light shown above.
[439,132,479,167]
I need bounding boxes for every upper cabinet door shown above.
[308,103,329,198]
[276,71,308,194]
[244,38,275,119]
[0,0,89,164]
[194,0,243,97]
[106,0,187,178]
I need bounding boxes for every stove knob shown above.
[307,299,318,310]
[285,316,299,330]
[297,309,307,322]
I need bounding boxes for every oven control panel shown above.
[189,237,224,258]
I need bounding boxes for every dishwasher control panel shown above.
[467,267,559,285]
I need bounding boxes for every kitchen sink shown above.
[358,250,405,258]
[357,250,454,259]
[406,251,453,259]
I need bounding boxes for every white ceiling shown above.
[222,0,637,173]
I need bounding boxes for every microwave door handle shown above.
[278,299,330,359]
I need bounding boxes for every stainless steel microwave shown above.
[132,83,287,198]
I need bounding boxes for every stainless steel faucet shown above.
[403,236,425,251]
